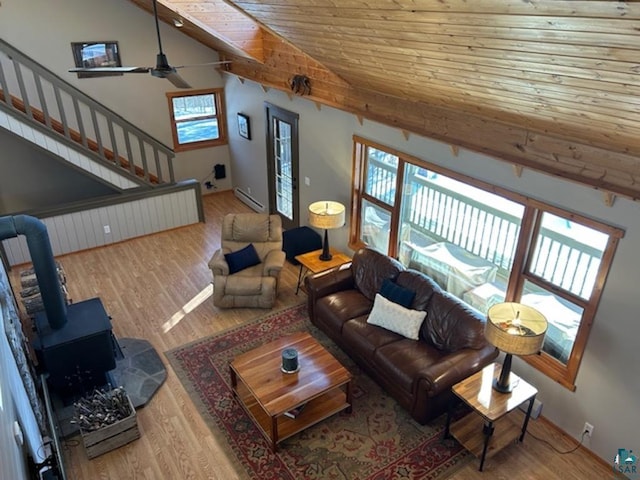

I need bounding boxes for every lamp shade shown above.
[308,201,345,230]
[485,302,548,355]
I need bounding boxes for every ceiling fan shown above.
[69,0,229,89]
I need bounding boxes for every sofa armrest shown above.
[208,248,231,276]
[305,263,355,299]
[263,249,286,277]
[416,344,498,397]
[305,263,354,321]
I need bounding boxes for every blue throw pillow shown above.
[379,278,415,308]
[224,244,261,274]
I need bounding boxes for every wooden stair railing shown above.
[0,89,159,185]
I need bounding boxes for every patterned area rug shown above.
[165,304,470,480]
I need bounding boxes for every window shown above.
[350,136,623,390]
[166,88,227,151]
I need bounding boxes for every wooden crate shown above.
[80,394,140,459]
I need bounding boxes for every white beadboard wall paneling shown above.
[0,110,9,130]
[0,111,140,190]
[0,181,203,266]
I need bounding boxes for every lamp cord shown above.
[527,429,587,455]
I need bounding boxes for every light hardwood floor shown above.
[12,191,615,479]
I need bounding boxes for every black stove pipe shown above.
[0,215,67,329]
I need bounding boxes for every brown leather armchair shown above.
[208,213,286,308]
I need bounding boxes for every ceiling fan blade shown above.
[69,66,151,74]
[68,0,195,89]
[164,71,191,89]
[174,61,232,69]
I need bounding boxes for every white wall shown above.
[0,309,29,480]
[0,0,233,192]
[1,264,44,480]
[225,77,640,466]
[225,79,355,245]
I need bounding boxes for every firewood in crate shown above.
[72,387,140,459]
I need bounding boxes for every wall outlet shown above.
[103,225,111,234]
[305,176,310,186]
[584,422,594,437]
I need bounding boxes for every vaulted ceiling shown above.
[129,0,640,203]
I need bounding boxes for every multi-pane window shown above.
[350,136,623,389]
[166,88,227,151]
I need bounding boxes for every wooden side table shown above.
[294,248,351,294]
[444,362,538,471]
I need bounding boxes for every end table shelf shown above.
[444,362,538,471]
[229,332,352,452]
[449,413,521,461]
[234,380,349,445]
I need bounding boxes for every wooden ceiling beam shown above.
[169,0,640,200]
[128,0,266,62]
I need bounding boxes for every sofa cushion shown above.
[352,248,404,300]
[367,294,426,340]
[374,339,445,394]
[421,291,487,352]
[224,275,264,295]
[315,290,374,334]
[379,278,415,308]
[342,316,403,358]
[396,270,441,310]
[224,243,261,274]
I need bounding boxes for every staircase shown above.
[0,40,204,267]
[0,39,174,186]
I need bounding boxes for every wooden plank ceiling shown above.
[130,0,640,203]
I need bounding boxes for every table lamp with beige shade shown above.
[308,201,346,261]
[485,302,548,393]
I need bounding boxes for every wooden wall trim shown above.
[227,57,640,202]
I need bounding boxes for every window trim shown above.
[350,135,624,390]
[166,88,227,152]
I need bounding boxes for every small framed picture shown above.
[237,113,251,140]
[71,41,122,78]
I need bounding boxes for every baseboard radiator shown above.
[234,188,265,212]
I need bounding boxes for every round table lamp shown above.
[308,201,346,261]
[485,302,547,393]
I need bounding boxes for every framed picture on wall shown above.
[71,41,122,78]
[237,113,251,140]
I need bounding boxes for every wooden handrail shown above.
[0,89,159,185]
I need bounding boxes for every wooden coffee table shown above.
[229,331,353,452]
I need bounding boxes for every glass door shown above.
[265,103,299,230]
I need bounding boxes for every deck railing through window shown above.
[366,157,602,298]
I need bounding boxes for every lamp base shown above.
[492,377,514,393]
[492,353,517,393]
[319,252,333,261]
[319,229,332,261]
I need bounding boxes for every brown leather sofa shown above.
[305,247,498,424]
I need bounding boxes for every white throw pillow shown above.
[366,293,427,340]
